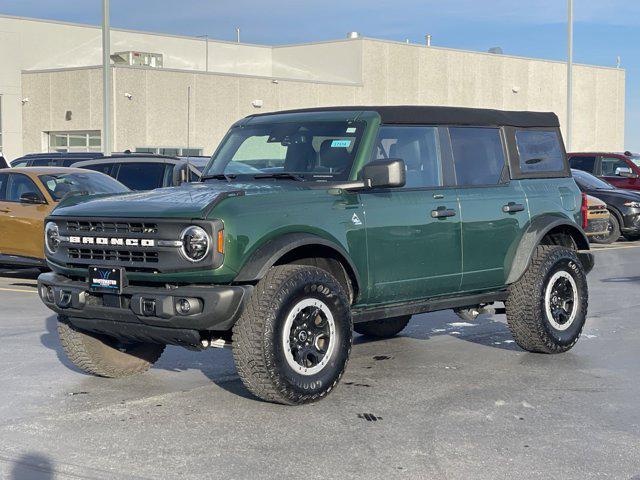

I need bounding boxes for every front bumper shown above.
[38,272,252,346]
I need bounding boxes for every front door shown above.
[2,173,51,260]
[360,125,462,305]
[600,156,640,191]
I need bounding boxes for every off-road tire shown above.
[354,316,411,338]
[233,265,352,405]
[591,213,620,244]
[505,245,588,354]
[57,316,165,377]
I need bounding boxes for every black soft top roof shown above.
[250,105,559,128]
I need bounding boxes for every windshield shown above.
[38,172,129,201]
[203,120,366,181]
[572,169,614,190]
[629,155,640,168]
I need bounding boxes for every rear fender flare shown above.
[506,215,591,284]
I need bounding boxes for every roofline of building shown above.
[358,37,626,73]
[0,13,271,48]
[0,13,626,73]
[21,64,363,87]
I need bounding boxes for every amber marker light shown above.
[217,229,225,254]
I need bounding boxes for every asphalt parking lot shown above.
[1,243,640,480]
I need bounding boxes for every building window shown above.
[48,131,101,152]
[135,147,203,156]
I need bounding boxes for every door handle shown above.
[431,208,456,218]
[502,202,525,213]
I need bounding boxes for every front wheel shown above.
[505,245,588,354]
[232,265,352,405]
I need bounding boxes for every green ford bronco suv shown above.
[38,106,594,405]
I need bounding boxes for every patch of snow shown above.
[431,328,446,333]
[450,331,461,335]
[521,401,534,409]
[583,334,597,339]
[447,322,476,327]
[495,400,506,407]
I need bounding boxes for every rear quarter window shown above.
[515,130,565,173]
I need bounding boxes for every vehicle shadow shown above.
[9,452,54,480]
[354,308,520,352]
[40,309,518,401]
[0,267,41,281]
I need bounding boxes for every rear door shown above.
[360,125,462,304]
[451,127,529,292]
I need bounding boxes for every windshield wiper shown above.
[253,172,305,181]
[201,173,237,182]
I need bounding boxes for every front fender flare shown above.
[234,232,361,291]
[506,216,592,285]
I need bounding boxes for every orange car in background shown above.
[0,167,128,268]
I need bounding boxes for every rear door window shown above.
[116,162,166,190]
[30,158,54,167]
[515,130,564,173]
[449,127,505,186]
[568,156,596,173]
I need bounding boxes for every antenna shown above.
[186,86,191,183]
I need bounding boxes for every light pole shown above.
[566,0,573,151]
[102,0,112,155]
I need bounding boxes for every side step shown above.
[351,290,508,324]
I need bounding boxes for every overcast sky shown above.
[1,0,638,150]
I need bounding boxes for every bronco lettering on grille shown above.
[68,236,156,247]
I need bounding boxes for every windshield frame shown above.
[202,110,381,182]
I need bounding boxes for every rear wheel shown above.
[57,316,165,377]
[591,213,620,244]
[505,245,588,353]
[354,316,411,338]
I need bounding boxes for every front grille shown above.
[68,248,159,264]
[66,220,158,234]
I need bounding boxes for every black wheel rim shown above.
[545,271,577,330]
[283,299,335,375]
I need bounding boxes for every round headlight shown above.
[45,222,60,254]
[180,226,210,262]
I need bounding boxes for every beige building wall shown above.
[20,37,625,156]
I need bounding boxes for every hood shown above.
[591,187,640,203]
[51,180,308,219]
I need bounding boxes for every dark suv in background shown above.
[11,152,104,168]
[569,152,640,191]
[72,155,203,190]
[572,169,640,243]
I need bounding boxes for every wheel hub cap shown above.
[282,299,336,376]
[544,270,578,331]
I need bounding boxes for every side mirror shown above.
[616,167,638,179]
[20,192,45,204]
[362,158,406,189]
